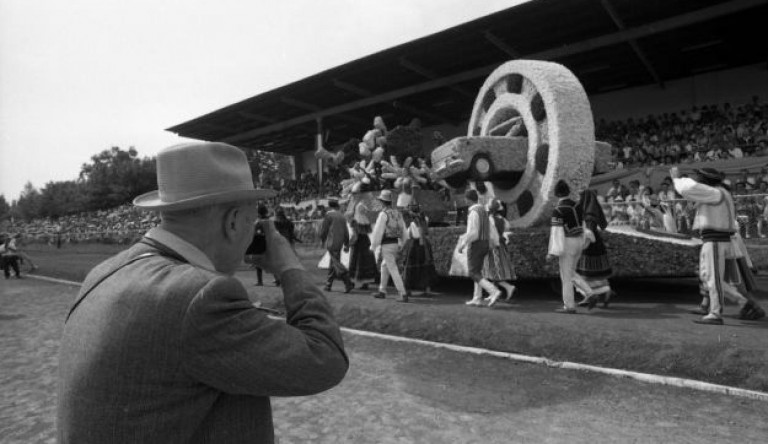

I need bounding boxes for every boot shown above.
[689,296,709,315]
[694,313,723,325]
[466,283,483,306]
[738,301,755,320]
[498,282,516,300]
[478,279,502,306]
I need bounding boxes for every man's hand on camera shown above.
[250,221,304,276]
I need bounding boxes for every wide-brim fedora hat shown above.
[377,189,393,202]
[133,142,276,211]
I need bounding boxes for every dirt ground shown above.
[17,242,768,391]
[2,280,767,444]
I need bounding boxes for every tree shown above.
[0,195,10,221]
[15,182,42,221]
[38,180,87,219]
[246,149,280,186]
[78,146,157,211]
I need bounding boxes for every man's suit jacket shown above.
[57,239,348,443]
[319,209,348,252]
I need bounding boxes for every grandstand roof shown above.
[167,0,767,155]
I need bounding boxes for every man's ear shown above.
[222,207,239,240]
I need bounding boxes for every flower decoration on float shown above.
[359,116,388,158]
[380,156,430,195]
[340,159,377,198]
[314,145,345,166]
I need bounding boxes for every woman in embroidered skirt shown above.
[482,200,517,302]
[575,189,615,309]
[348,199,378,290]
[402,204,437,296]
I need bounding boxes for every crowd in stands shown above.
[269,169,345,205]
[600,168,768,239]
[597,96,768,168]
[5,95,768,245]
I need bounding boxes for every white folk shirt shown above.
[672,178,736,234]
[370,209,406,251]
[460,203,499,249]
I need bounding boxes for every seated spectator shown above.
[606,179,628,200]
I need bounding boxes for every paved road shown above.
[2,278,767,443]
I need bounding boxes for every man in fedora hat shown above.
[370,189,409,302]
[319,197,354,293]
[57,142,348,443]
[671,166,764,325]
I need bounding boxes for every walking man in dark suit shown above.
[57,142,348,443]
[319,198,354,293]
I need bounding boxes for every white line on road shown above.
[26,274,82,286]
[28,274,768,402]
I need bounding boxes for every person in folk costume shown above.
[547,181,588,314]
[458,189,503,307]
[370,190,409,302]
[480,199,517,305]
[729,228,766,320]
[319,198,354,293]
[402,203,437,297]
[671,166,763,325]
[470,180,494,207]
[347,196,378,290]
[574,189,616,309]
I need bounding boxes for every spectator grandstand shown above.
[598,96,767,169]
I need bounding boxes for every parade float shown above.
[424,60,700,279]
[317,60,703,279]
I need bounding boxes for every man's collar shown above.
[145,227,217,272]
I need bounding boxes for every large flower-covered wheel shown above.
[467,60,595,228]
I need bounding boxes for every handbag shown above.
[449,235,469,277]
[582,222,595,250]
[547,226,565,257]
[317,249,350,270]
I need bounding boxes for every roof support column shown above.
[316,117,323,195]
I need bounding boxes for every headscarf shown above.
[580,189,607,230]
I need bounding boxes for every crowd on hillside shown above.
[597,96,768,168]
[0,203,334,247]
[0,205,160,246]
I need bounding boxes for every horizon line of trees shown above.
[0,146,290,223]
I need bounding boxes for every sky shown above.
[0,0,528,201]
